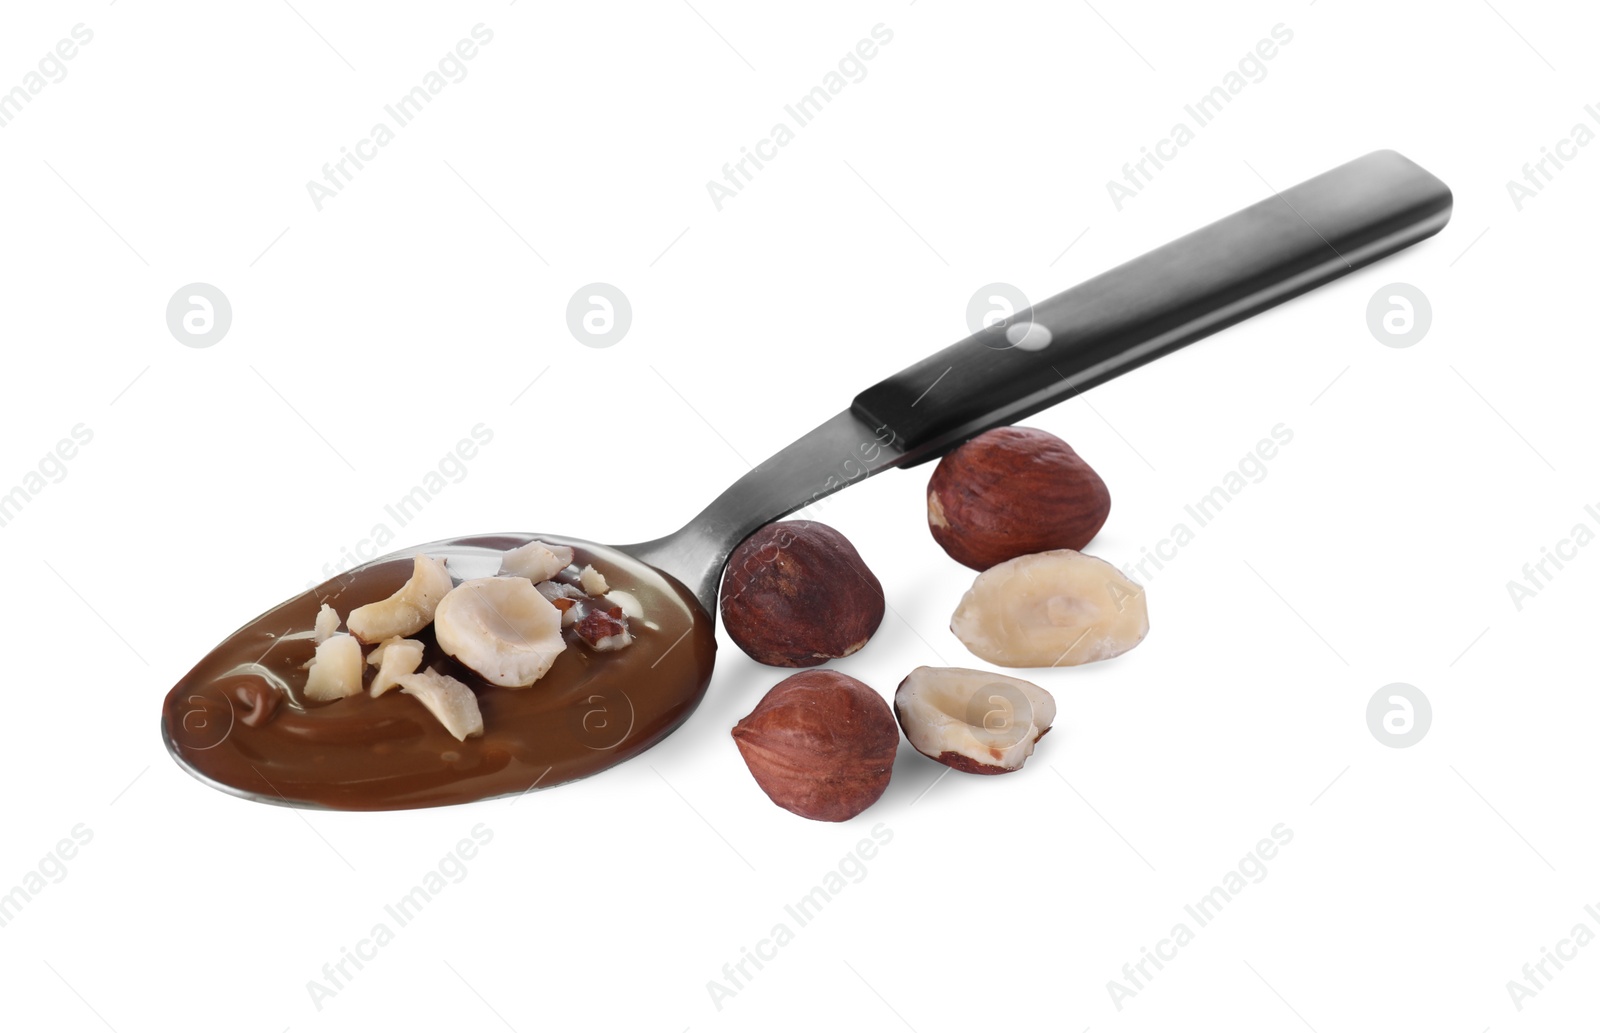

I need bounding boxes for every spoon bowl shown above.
[162,533,716,810]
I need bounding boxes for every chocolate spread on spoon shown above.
[162,534,715,810]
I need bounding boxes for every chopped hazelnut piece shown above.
[347,555,453,643]
[396,670,484,741]
[370,638,425,697]
[574,608,633,652]
[536,580,585,627]
[500,540,575,582]
[304,635,363,701]
[578,564,609,596]
[312,603,341,643]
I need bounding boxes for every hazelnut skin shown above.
[731,670,899,821]
[927,427,1111,571]
[720,521,885,667]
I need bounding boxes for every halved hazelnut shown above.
[433,577,565,688]
[950,549,1148,667]
[731,670,898,821]
[928,427,1110,570]
[895,666,1055,773]
[720,521,885,667]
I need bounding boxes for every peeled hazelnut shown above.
[895,666,1055,774]
[951,549,1147,667]
[720,521,885,667]
[928,427,1110,570]
[731,670,898,822]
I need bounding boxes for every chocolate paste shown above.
[162,534,715,810]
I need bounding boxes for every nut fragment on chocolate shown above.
[720,521,885,668]
[312,603,341,643]
[368,637,425,697]
[535,580,584,626]
[895,666,1055,774]
[731,670,898,822]
[951,549,1147,667]
[433,577,566,688]
[579,564,610,596]
[396,669,484,741]
[574,607,633,652]
[500,539,575,582]
[928,427,1111,570]
[347,554,453,642]
[303,635,363,701]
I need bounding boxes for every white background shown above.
[1,1,1594,1030]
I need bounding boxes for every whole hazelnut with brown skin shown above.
[731,670,898,821]
[720,521,885,667]
[927,426,1111,571]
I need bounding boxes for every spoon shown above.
[163,150,1451,809]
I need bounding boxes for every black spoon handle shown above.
[852,149,1452,466]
